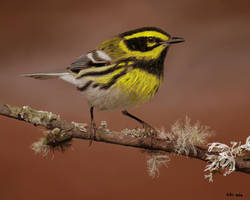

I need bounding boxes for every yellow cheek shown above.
[147,42,157,47]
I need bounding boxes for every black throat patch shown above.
[133,47,168,77]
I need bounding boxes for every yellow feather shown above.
[124,31,169,41]
[74,64,116,79]
[115,68,162,104]
[86,68,125,84]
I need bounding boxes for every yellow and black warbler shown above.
[23,27,184,141]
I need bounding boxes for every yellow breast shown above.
[114,68,162,104]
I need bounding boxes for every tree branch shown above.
[0,104,249,178]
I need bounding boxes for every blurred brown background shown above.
[0,0,250,199]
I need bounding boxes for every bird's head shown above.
[118,27,184,61]
[97,27,184,68]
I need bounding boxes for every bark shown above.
[0,104,249,175]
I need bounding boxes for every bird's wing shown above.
[67,50,112,74]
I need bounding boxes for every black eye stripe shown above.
[124,37,162,52]
[148,37,155,43]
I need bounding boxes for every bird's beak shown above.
[167,37,185,44]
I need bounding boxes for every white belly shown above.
[86,85,139,111]
[60,74,136,111]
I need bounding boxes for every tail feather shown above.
[21,71,69,80]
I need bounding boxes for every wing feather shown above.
[67,50,111,74]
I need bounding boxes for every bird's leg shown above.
[89,106,96,146]
[121,110,157,146]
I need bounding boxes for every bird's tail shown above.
[21,71,70,80]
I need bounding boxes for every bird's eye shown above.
[147,37,155,43]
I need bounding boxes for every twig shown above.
[0,104,249,177]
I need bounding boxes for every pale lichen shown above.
[158,127,174,141]
[169,116,211,156]
[72,121,87,132]
[7,105,60,126]
[236,136,250,155]
[204,172,214,182]
[98,121,111,134]
[121,128,147,138]
[44,128,72,144]
[99,121,108,129]
[31,128,72,156]
[146,151,170,178]
[204,136,250,182]
[31,138,50,157]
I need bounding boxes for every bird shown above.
[23,27,184,145]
